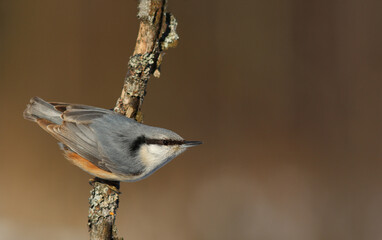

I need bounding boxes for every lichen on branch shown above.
[114,0,179,120]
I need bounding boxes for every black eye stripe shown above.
[145,138,184,146]
[130,135,146,152]
[130,136,184,152]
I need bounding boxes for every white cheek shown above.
[140,145,170,168]
[148,145,169,161]
[139,145,187,175]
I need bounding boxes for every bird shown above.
[23,97,201,182]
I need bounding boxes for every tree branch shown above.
[114,0,178,120]
[88,0,178,239]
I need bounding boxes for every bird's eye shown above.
[163,140,169,145]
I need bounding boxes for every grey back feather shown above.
[57,107,146,175]
[89,114,146,175]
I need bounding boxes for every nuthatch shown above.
[23,97,201,182]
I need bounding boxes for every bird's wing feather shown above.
[46,104,145,176]
[38,104,113,172]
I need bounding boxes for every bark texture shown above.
[114,0,179,120]
[88,0,178,239]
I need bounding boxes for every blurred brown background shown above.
[1,0,382,239]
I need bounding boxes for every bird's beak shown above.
[183,140,202,147]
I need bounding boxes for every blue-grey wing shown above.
[46,105,112,172]
[49,104,145,175]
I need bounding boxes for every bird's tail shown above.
[23,97,63,124]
